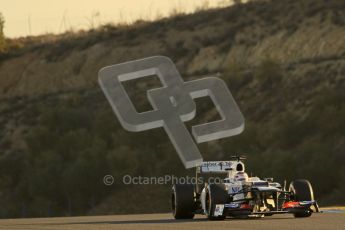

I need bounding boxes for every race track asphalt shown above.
[0,211,344,230]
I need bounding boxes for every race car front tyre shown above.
[291,209,312,218]
[172,184,195,219]
[205,183,228,220]
[289,179,314,218]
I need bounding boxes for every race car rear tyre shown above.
[172,184,195,219]
[205,183,228,220]
[289,179,314,218]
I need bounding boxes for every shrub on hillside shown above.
[256,58,283,89]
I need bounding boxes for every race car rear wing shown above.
[197,161,236,173]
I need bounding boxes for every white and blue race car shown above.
[172,156,319,220]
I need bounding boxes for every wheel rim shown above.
[206,190,211,215]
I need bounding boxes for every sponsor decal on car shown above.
[214,204,225,216]
[225,203,240,209]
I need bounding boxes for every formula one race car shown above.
[172,156,319,220]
